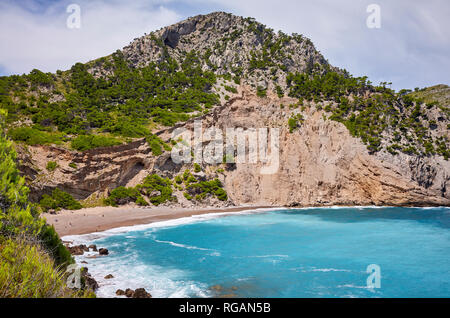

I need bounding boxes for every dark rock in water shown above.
[98,248,109,255]
[81,268,99,291]
[104,274,114,279]
[118,288,152,298]
[210,284,238,297]
[125,288,134,298]
[210,284,223,292]
[81,261,88,264]
[132,288,152,298]
[88,244,98,252]
[84,275,99,291]
[67,244,89,255]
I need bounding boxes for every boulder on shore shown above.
[67,244,89,255]
[116,288,152,298]
[133,288,152,298]
[98,248,109,255]
[125,288,134,298]
[81,268,99,291]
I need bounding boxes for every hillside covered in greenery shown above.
[0,49,218,150]
[0,11,448,161]
[285,70,449,158]
[0,110,93,297]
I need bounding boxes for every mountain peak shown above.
[120,11,329,91]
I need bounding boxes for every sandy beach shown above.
[43,205,276,236]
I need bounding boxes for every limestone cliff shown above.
[18,85,449,207]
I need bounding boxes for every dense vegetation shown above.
[181,169,228,202]
[0,110,92,297]
[138,174,176,206]
[104,174,175,207]
[39,188,83,212]
[146,133,171,156]
[71,134,123,151]
[104,186,148,207]
[0,236,81,298]
[286,69,449,158]
[0,49,219,151]
[8,126,67,146]
[288,113,304,133]
[1,13,447,160]
[104,169,228,206]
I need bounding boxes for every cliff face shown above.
[18,85,450,207]
[162,86,450,207]
[17,140,152,201]
[13,12,450,207]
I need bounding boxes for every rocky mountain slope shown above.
[120,11,330,91]
[3,12,449,208]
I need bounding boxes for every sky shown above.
[0,0,449,91]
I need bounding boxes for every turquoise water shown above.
[73,207,450,298]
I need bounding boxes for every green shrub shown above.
[46,161,58,172]
[224,85,238,94]
[256,86,267,98]
[146,134,170,156]
[185,175,197,185]
[104,187,147,207]
[0,237,76,298]
[39,225,74,266]
[194,163,202,173]
[288,117,297,133]
[183,169,191,181]
[276,85,284,98]
[138,174,175,206]
[104,118,148,138]
[288,114,304,133]
[71,135,122,151]
[175,175,183,184]
[39,188,82,212]
[185,178,228,202]
[214,188,228,201]
[8,127,63,146]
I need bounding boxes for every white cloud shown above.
[0,0,181,75]
[191,0,450,90]
[1,0,449,90]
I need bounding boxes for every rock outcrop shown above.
[120,12,331,91]
[160,86,450,207]
[98,248,109,256]
[81,268,99,291]
[116,288,152,298]
[17,85,450,207]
